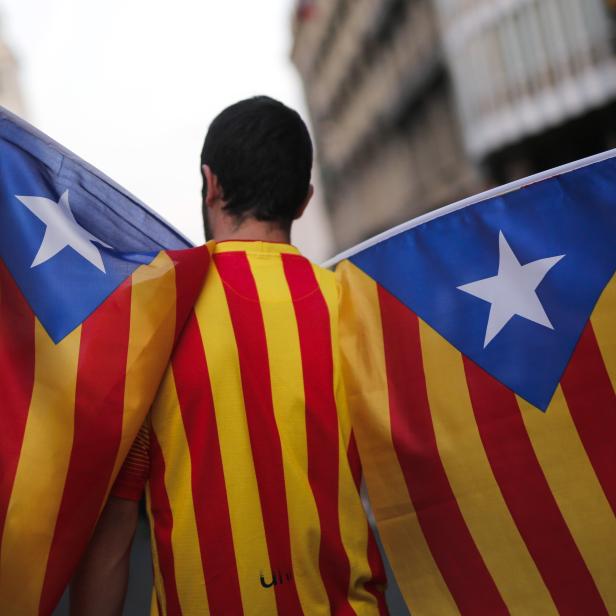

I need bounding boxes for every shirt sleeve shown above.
[110,420,151,501]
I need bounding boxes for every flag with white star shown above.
[0,107,193,343]
[0,107,209,614]
[335,151,616,614]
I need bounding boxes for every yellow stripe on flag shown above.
[336,261,458,615]
[519,387,616,612]
[0,321,81,614]
[313,265,352,442]
[591,274,616,391]
[249,254,328,614]
[196,264,276,615]
[110,251,178,489]
[150,589,160,616]
[146,484,167,616]
[151,372,210,614]
[336,427,378,616]
[314,264,377,614]
[419,320,558,615]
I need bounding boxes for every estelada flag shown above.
[0,108,207,614]
[333,150,616,614]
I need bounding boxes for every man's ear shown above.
[294,184,314,220]
[202,164,223,207]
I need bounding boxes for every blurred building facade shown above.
[291,0,616,251]
[437,0,616,183]
[291,0,481,249]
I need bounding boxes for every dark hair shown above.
[201,96,313,229]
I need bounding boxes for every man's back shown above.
[145,240,387,615]
[72,96,388,616]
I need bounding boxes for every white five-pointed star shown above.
[458,231,564,348]
[16,190,111,273]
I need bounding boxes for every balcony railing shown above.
[434,0,616,159]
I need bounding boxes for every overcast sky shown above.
[0,0,334,259]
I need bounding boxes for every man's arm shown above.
[70,497,139,616]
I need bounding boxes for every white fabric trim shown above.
[321,147,616,270]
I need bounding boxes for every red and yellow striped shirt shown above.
[114,241,387,616]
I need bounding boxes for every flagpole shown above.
[321,147,616,270]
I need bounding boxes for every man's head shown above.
[200,96,313,240]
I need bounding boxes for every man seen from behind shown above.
[72,96,388,616]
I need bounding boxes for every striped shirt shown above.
[113,241,388,616]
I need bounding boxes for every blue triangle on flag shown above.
[351,157,616,410]
[0,108,192,343]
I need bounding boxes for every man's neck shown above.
[212,216,291,244]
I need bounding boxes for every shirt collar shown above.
[211,240,301,256]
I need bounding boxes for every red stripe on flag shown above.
[283,254,355,616]
[39,279,133,614]
[464,357,608,616]
[215,252,304,616]
[347,431,362,491]
[365,528,389,616]
[347,431,389,616]
[167,248,210,341]
[172,311,243,615]
[0,262,35,550]
[150,430,182,616]
[561,322,616,515]
[378,286,507,615]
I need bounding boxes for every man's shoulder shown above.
[286,251,338,293]
[197,242,340,308]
